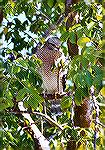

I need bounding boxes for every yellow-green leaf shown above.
[3,27,8,35]
[96,14,102,21]
[77,37,91,48]
[87,22,95,30]
[100,87,105,97]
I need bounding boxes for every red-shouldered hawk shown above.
[36,37,63,95]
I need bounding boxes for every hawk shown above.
[36,37,63,95]
[36,37,64,117]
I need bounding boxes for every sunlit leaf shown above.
[55,142,64,150]
[16,58,28,68]
[100,87,105,97]
[87,22,95,30]
[96,14,102,21]
[77,37,91,47]
[39,103,43,112]
[3,27,8,35]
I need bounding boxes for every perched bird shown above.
[36,37,64,118]
[36,37,63,95]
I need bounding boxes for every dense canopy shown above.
[0,0,104,150]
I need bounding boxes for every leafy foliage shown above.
[0,0,104,149]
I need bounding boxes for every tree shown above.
[0,0,104,150]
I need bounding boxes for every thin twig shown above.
[71,92,75,127]
[9,110,63,131]
[93,120,105,128]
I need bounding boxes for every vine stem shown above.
[41,92,47,134]
[71,92,75,127]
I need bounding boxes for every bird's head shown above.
[47,37,61,51]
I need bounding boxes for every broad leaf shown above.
[60,32,70,42]
[16,88,27,101]
[75,87,89,105]
[84,71,93,88]
[61,96,72,110]
[69,31,76,44]
[77,37,91,48]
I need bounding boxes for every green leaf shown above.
[87,21,95,30]
[27,86,44,103]
[92,65,103,75]
[14,18,21,28]
[77,28,83,38]
[47,0,54,7]
[13,65,20,74]
[5,32,12,41]
[0,81,3,97]
[55,142,64,150]
[17,58,28,68]
[16,69,28,80]
[83,46,94,54]
[75,89,83,105]
[5,91,13,100]
[69,31,76,44]
[25,97,37,109]
[6,132,14,141]
[60,32,70,42]
[77,37,91,48]
[0,98,9,110]
[29,73,37,86]
[71,129,78,140]
[60,96,72,110]
[4,91,14,108]
[58,2,65,12]
[93,74,103,87]
[96,137,101,146]
[80,87,89,97]
[75,87,89,105]
[62,46,68,56]
[29,66,38,75]
[81,57,89,69]
[73,73,86,88]
[86,53,96,64]
[39,103,43,112]
[17,86,44,109]
[13,30,21,40]
[83,27,90,37]
[84,71,93,88]
[29,66,42,86]
[71,55,81,69]
[67,69,77,79]
[16,88,27,101]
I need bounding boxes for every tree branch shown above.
[18,102,50,150]
[10,109,63,131]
